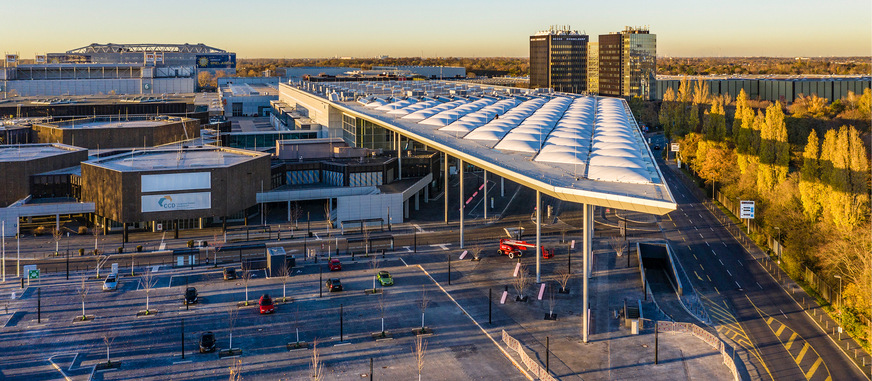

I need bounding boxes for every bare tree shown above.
[513,263,530,301]
[77,276,89,320]
[324,202,333,237]
[240,263,253,305]
[556,266,572,293]
[293,304,302,345]
[370,255,380,292]
[419,286,430,333]
[278,260,290,303]
[470,245,484,261]
[52,228,63,255]
[609,235,626,257]
[309,339,324,381]
[102,330,118,365]
[377,291,387,337]
[290,202,303,229]
[228,306,239,350]
[363,225,372,256]
[95,255,110,279]
[413,334,427,381]
[228,359,243,381]
[140,270,158,314]
[547,283,557,319]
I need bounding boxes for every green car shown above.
[377,271,393,286]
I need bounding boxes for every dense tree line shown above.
[657,81,871,348]
[658,56,870,76]
[234,57,529,78]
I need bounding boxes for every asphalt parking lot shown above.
[0,250,526,380]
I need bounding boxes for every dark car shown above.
[199,332,216,353]
[653,145,661,150]
[259,294,275,314]
[184,287,198,305]
[326,278,343,292]
[223,268,237,280]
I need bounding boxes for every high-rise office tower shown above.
[529,26,588,93]
[587,42,599,94]
[598,27,656,99]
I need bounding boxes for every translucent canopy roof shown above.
[292,80,676,214]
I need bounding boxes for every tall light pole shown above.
[834,274,842,341]
[774,227,781,263]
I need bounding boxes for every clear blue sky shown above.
[4,0,870,58]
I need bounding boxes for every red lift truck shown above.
[498,239,554,259]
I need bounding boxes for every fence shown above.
[656,321,740,381]
[501,330,557,381]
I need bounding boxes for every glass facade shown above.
[529,30,588,93]
[342,113,392,150]
[597,28,656,99]
[221,131,318,149]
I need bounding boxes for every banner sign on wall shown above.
[141,172,210,193]
[142,192,211,213]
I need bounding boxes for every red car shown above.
[328,258,342,271]
[258,294,275,314]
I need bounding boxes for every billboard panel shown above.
[142,192,211,213]
[142,172,211,192]
[196,54,236,69]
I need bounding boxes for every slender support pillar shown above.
[397,133,403,180]
[444,153,449,224]
[483,170,487,220]
[501,177,505,197]
[588,206,594,280]
[459,159,464,249]
[536,190,541,283]
[582,203,591,343]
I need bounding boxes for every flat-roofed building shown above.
[218,83,279,117]
[31,115,200,149]
[0,143,88,206]
[598,27,656,99]
[529,26,589,93]
[81,146,270,231]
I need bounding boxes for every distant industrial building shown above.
[654,75,872,103]
[46,43,236,75]
[0,143,88,207]
[30,115,200,149]
[218,83,278,117]
[281,67,360,82]
[81,146,270,232]
[598,27,656,99]
[370,66,466,79]
[529,26,589,93]
[1,43,234,97]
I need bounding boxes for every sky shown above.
[3,0,871,58]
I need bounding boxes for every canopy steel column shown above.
[536,190,541,283]
[444,153,449,224]
[483,170,488,220]
[459,158,464,248]
[397,133,402,180]
[582,203,591,343]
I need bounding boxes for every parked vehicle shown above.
[326,278,343,292]
[102,275,118,291]
[258,294,275,314]
[223,268,237,280]
[498,239,553,259]
[184,287,198,305]
[377,271,393,286]
[199,332,216,353]
[328,258,342,271]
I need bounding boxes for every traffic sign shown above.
[740,200,755,219]
[670,143,680,152]
[28,269,40,280]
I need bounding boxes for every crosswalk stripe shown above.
[795,343,810,364]
[785,332,798,350]
[775,324,786,336]
[805,357,823,379]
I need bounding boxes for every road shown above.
[651,133,867,381]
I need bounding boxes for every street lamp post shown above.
[774,227,781,263]
[834,274,842,341]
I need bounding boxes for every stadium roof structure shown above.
[295,80,676,215]
[65,43,228,54]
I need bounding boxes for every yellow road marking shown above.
[795,343,810,364]
[785,332,798,350]
[700,264,705,270]
[775,324,786,336]
[805,357,823,379]
[707,275,712,281]
[766,317,774,325]
[714,287,719,294]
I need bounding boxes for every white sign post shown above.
[740,200,755,233]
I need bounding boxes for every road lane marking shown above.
[757,282,763,289]
[726,269,731,277]
[699,233,704,238]
[694,271,703,281]
[692,253,698,260]
[805,357,823,379]
[776,324,787,336]
[707,275,712,281]
[796,343,811,364]
[722,242,727,247]
[706,242,710,247]
[738,260,744,267]
[429,244,451,251]
[780,309,788,320]
[719,259,725,266]
[735,281,742,289]
[785,332,798,350]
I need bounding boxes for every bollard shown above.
[21,278,24,289]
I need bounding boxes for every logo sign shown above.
[35,54,46,64]
[740,200,755,219]
[28,269,40,280]
[155,52,164,64]
[145,53,155,63]
[5,54,17,63]
[196,54,236,69]
[142,192,211,213]
[670,143,680,152]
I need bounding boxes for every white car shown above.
[102,275,118,291]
